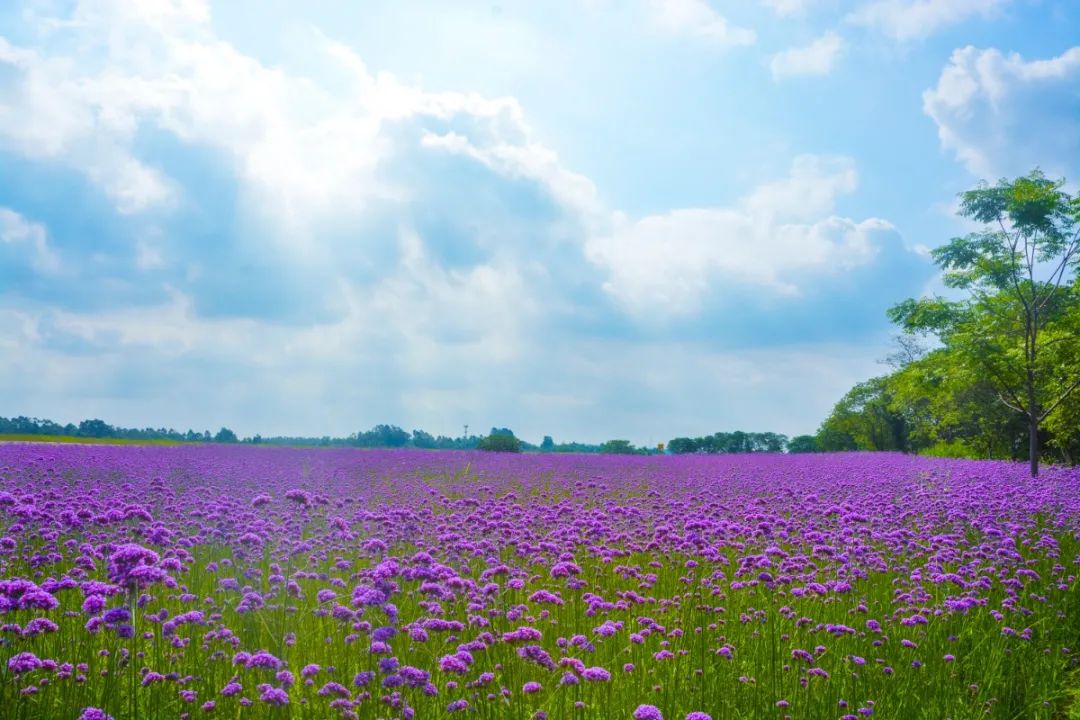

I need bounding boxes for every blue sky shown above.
[1,0,1078,444]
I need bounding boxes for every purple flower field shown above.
[1,444,1078,719]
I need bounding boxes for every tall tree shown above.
[817,377,907,452]
[213,427,238,443]
[889,170,1080,475]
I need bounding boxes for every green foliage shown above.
[598,439,639,454]
[823,170,1080,470]
[0,416,216,443]
[817,377,907,452]
[787,435,820,453]
[1068,671,1080,720]
[0,434,181,446]
[886,170,1080,474]
[539,435,555,451]
[476,433,522,453]
[356,424,410,448]
[920,440,981,459]
[668,431,789,454]
[77,419,114,438]
[213,427,238,443]
[411,429,437,449]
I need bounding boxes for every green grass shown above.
[0,434,184,446]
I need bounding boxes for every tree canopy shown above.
[819,170,1080,472]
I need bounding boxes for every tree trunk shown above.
[1029,417,1039,477]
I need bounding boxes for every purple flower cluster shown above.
[0,444,1077,720]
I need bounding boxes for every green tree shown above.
[411,430,437,449]
[787,435,819,453]
[753,432,789,453]
[887,347,1026,459]
[817,377,907,451]
[890,170,1080,475]
[599,439,637,454]
[476,434,522,453]
[77,419,114,438]
[357,424,410,448]
[539,436,555,452]
[213,427,238,443]
[667,437,698,454]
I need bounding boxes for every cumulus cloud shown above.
[0,0,933,442]
[0,37,177,214]
[770,32,843,80]
[0,2,560,240]
[760,0,817,17]
[0,207,59,273]
[923,46,1080,179]
[646,0,756,46]
[585,155,906,316]
[0,292,890,441]
[849,0,1011,41]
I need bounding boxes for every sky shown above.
[0,0,1078,445]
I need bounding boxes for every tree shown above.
[357,424,410,448]
[887,347,1026,459]
[881,332,929,370]
[599,439,637,454]
[817,377,907,452]
[411,430,437,449]
[890,170,1080,475]
[214,427,238,443]
[667,432,791,454]
[77,419,114,438]
[539,436,555,452]
[753,432,789,453]
[666,437,697,454]
[476,434,522,453]
[787,435,819,453]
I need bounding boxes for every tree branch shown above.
[1039,376,1080,421]
[980,360,1031,419]
[996,392,1026,415]
[1000,219,1031,314]
[1036,234,1080,311]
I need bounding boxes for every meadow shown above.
[0,445,1077,720]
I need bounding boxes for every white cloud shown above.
[849,0,1011,41]
[0,0,931,443]
[0,290,889,442]
[646,0,756,46]
[0,1,564,240]
[923,46,1080,179]
[760,0,817,17]
[0,207,60,273]
[420,130,603,225]
[770,31,843,80]
[0,37,177,213]
[585,155,895,316]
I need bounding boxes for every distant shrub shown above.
[787,435,819,453]
[599,439,638,454]
[476,434,522,453]
[921,441,979,459]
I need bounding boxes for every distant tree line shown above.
[666,431,804,455]
[0,416,239,443]
[0,418,666,455]
[815,170,1080,475]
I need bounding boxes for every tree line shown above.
[666,431,799,455]
[0,418,669,455]
[0,416,239,443]
[815,170,1080,475]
